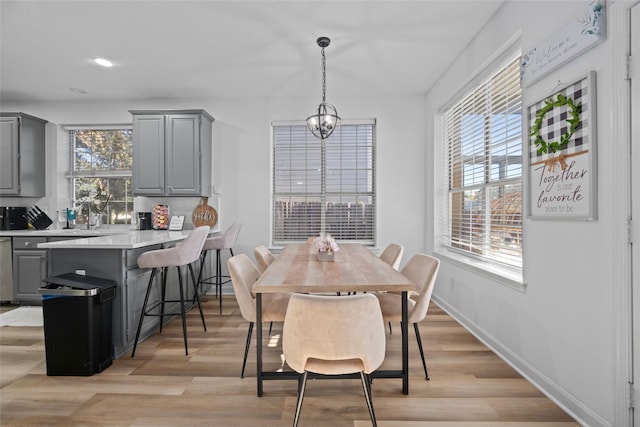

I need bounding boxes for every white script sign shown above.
[531,156,591,217]
[520,0,605,87]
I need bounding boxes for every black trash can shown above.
[39,273,116,376]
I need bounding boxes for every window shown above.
[68,127,133,225]
[442,53,522,269]
[272,120,376,245]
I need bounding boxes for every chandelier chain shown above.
[321,47,327,103]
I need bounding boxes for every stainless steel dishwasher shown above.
[0,237,14,303]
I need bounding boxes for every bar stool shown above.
[131,226,210,357]
[196,223,242,314]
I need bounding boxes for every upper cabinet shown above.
[0,113,47,197]
[130,109,214,197]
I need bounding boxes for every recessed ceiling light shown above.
[94,58,113,67]
[69,87,88,94]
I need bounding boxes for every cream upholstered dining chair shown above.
[379,243,404,270]
[378,243,404,331]
[283,293,386,427]
[376,253,440,380]
[253,245,275,274]
[196,222,242,314]
[228,254,290,378]
[131,225,210,357]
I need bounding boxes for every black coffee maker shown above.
[137,212,152,230]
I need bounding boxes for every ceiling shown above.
[0,0,505,102]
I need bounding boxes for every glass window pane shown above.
[70,128,133,225]
[273,122,375,244]
[444,54,522,267]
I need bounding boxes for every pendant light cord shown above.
[321,47,327,104]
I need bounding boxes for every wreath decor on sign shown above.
[529,94,582,155]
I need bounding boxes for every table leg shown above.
[256,293,263,397]
[402,290,409,395]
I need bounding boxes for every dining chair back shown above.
[253,245,275,273]
[376,253,440,380]
[228,253,260,322]
[283,293,385,427]
[228,254,290,378]
[379,243,403,270]
[403,254,439,324]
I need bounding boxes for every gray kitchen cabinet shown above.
[0,113,47,197]
[130,110,214,196]
[0,237,13,303]
[12,236,79,304]
[12,237,47,304]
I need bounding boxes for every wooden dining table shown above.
[252,242,417,396]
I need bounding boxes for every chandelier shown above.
[306,36,341,139]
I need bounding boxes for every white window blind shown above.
[272,120,376,245]
[443,53,523,268]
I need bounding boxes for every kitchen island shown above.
[37,228,213,358]
[2,227,135,305]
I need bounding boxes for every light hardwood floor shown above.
[0,296,579,426]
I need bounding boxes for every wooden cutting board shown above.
[192,197,218,228]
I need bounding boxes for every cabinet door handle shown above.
[24,241,31,247]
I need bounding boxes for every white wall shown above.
[426,1,629,426]
[0,92,427,260]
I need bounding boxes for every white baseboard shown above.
[431,294,610,427]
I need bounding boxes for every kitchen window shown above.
[441,51,523,274]
[67,126,133,225]
[272,120,376,246]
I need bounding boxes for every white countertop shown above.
[36,229,203,249]
[0,226,131,238]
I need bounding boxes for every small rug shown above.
[0,306,43,327]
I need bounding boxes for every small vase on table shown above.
[313,232,339,262]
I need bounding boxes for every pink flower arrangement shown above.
[313,232,340,253]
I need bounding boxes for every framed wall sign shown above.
[526,71,597,220]
[520,0,605,87]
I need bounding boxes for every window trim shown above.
[270,119,377,247]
